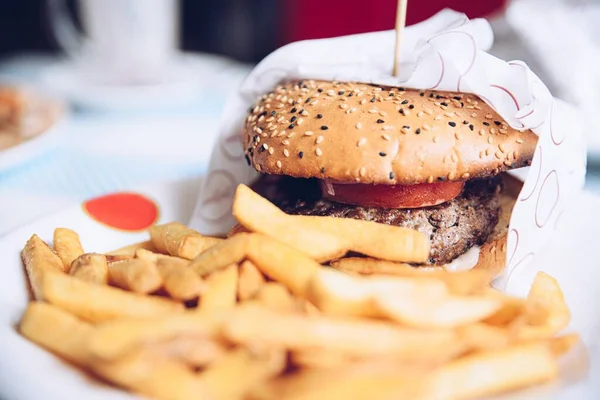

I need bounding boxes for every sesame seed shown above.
[360,99,367,105]
[451,154,458,162]
[359,167,366,177]
[287,132,296,138]
[485,114,493,119]
[382,134,391,141]
[488,137,494,144]
[448,172,456,180]
[315,148,323,156]
[415,128,421,134]
[276,160,282,168]
[339,103,348,109]
[399,108,404,114]
[255,164,262,171]
[297,118,304,125]
[356,122,363,129]
[268,147,274,155]
[311,100,319,105]
[256,127,263,134]
[483,122,490,126]
[379,111,388,116]
[290,107,297,113]
[422,124,431,131]
[357,138,367,147]
[514,151,519,159]
[462,173,470,179]
[479,129,485,136]
[409,105,414,109]
[389,171,395,180]
[494,121,501,126]
[498,144,506,153]
[283,149,289,157]
[448,121,456,127]
[427,176,434,183]
[490,128,497,134]
[469,124,474,131]
[433,136,440,143]
[317,114,323,119]
[316,136,324,144]
[317,88,323,93]
[288,124,295,129]
[434,115,442,121]
[425,109,433,115]
[379,152,387,157]
[455,132,461,140]
[504,161,513,167]
[338,90,345,95]
[370,97,376,103]
[479,150,484,159]
[495,152,503,159]
[276,103,284,108]
[326,89,336,96]
[298,151,304,158]
[346,107,357,114]
[262,143,268,150]
[404,110,411,116]
[445,112,455,117]
[376,119,385,124]
[485,148,492,156]
[470,112,477,118]
[369,108,378,114]
[301,110,309,116]
[282,139,290,145]
[499,129,508,134]
[516,138,524,144]
[321,125,328,130]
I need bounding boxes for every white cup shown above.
[48,0,180,85]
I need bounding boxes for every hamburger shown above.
[242,80,537,276]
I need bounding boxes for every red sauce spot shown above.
[83,193,159,231]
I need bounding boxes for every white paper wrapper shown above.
[189,9,586,293]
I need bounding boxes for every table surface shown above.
[1,53,600,238]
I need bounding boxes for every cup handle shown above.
[47,0,85,58]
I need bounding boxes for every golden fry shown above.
[53,228,84,272]
[424,343,558,400]
[108,258,163,294]
[19,302,93,366]
[89,311,226,361]
[22,234,66,299]
[70,253,108,284]
[157,337,227,367]
[149,222,223,260]
[254,282,300,313]
[201,348,285,400]
[233,184,430,263]
[106,240,156,256]
[200,264,238,311]
[331,257,492,295]
[189,232,251,276]
[40,271,183,322]
[224,304,462,362]
[238,260,265,301]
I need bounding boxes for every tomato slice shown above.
[321,180,465,209]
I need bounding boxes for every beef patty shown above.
[252,175,502,265]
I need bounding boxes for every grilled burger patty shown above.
[252,176,502,265]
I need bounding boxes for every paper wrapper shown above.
[189,9,586,293]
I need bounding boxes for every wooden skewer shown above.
[392,0,408,77]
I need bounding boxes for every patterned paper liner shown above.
[189,9,586,291]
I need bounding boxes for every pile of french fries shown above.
[19,184,579,400]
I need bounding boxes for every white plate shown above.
[0,177,599,399]
[0,97,67,173]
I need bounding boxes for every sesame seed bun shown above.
[244,80,538,185]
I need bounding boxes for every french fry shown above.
[305,268,447,319]
[233,184,430,263]
[247,234,320,297]
[200,348,285,400]
[224,304,463,362]
[189,233,251,276]
[91,351,205,400]
[375,291,502,329]
[149,222,223,260]
[458,323,512,351]
[200,264,239,311]
[88,311,226,361]
[483,289,527,327]
[106,240,156,256]
[105,254,134,263]
[22,234,66,299]
[20,302,204,400]
[53,228,84,272]
[424,343,558,400]
[135,248,187,264]
[70,253,108,284]
[40,271,183,322]
[331,257,492,295]
[238,260,265,301]
[290,348,351,369]
[254,282,300,313]
[108,258,163,294]
[547,333,580,357]
[158,337,228,367]
[19,302,93,366]
[515,272,571,340]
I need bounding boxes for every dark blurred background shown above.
[0,0,506,64]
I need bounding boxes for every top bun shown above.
[243,80,537,185]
